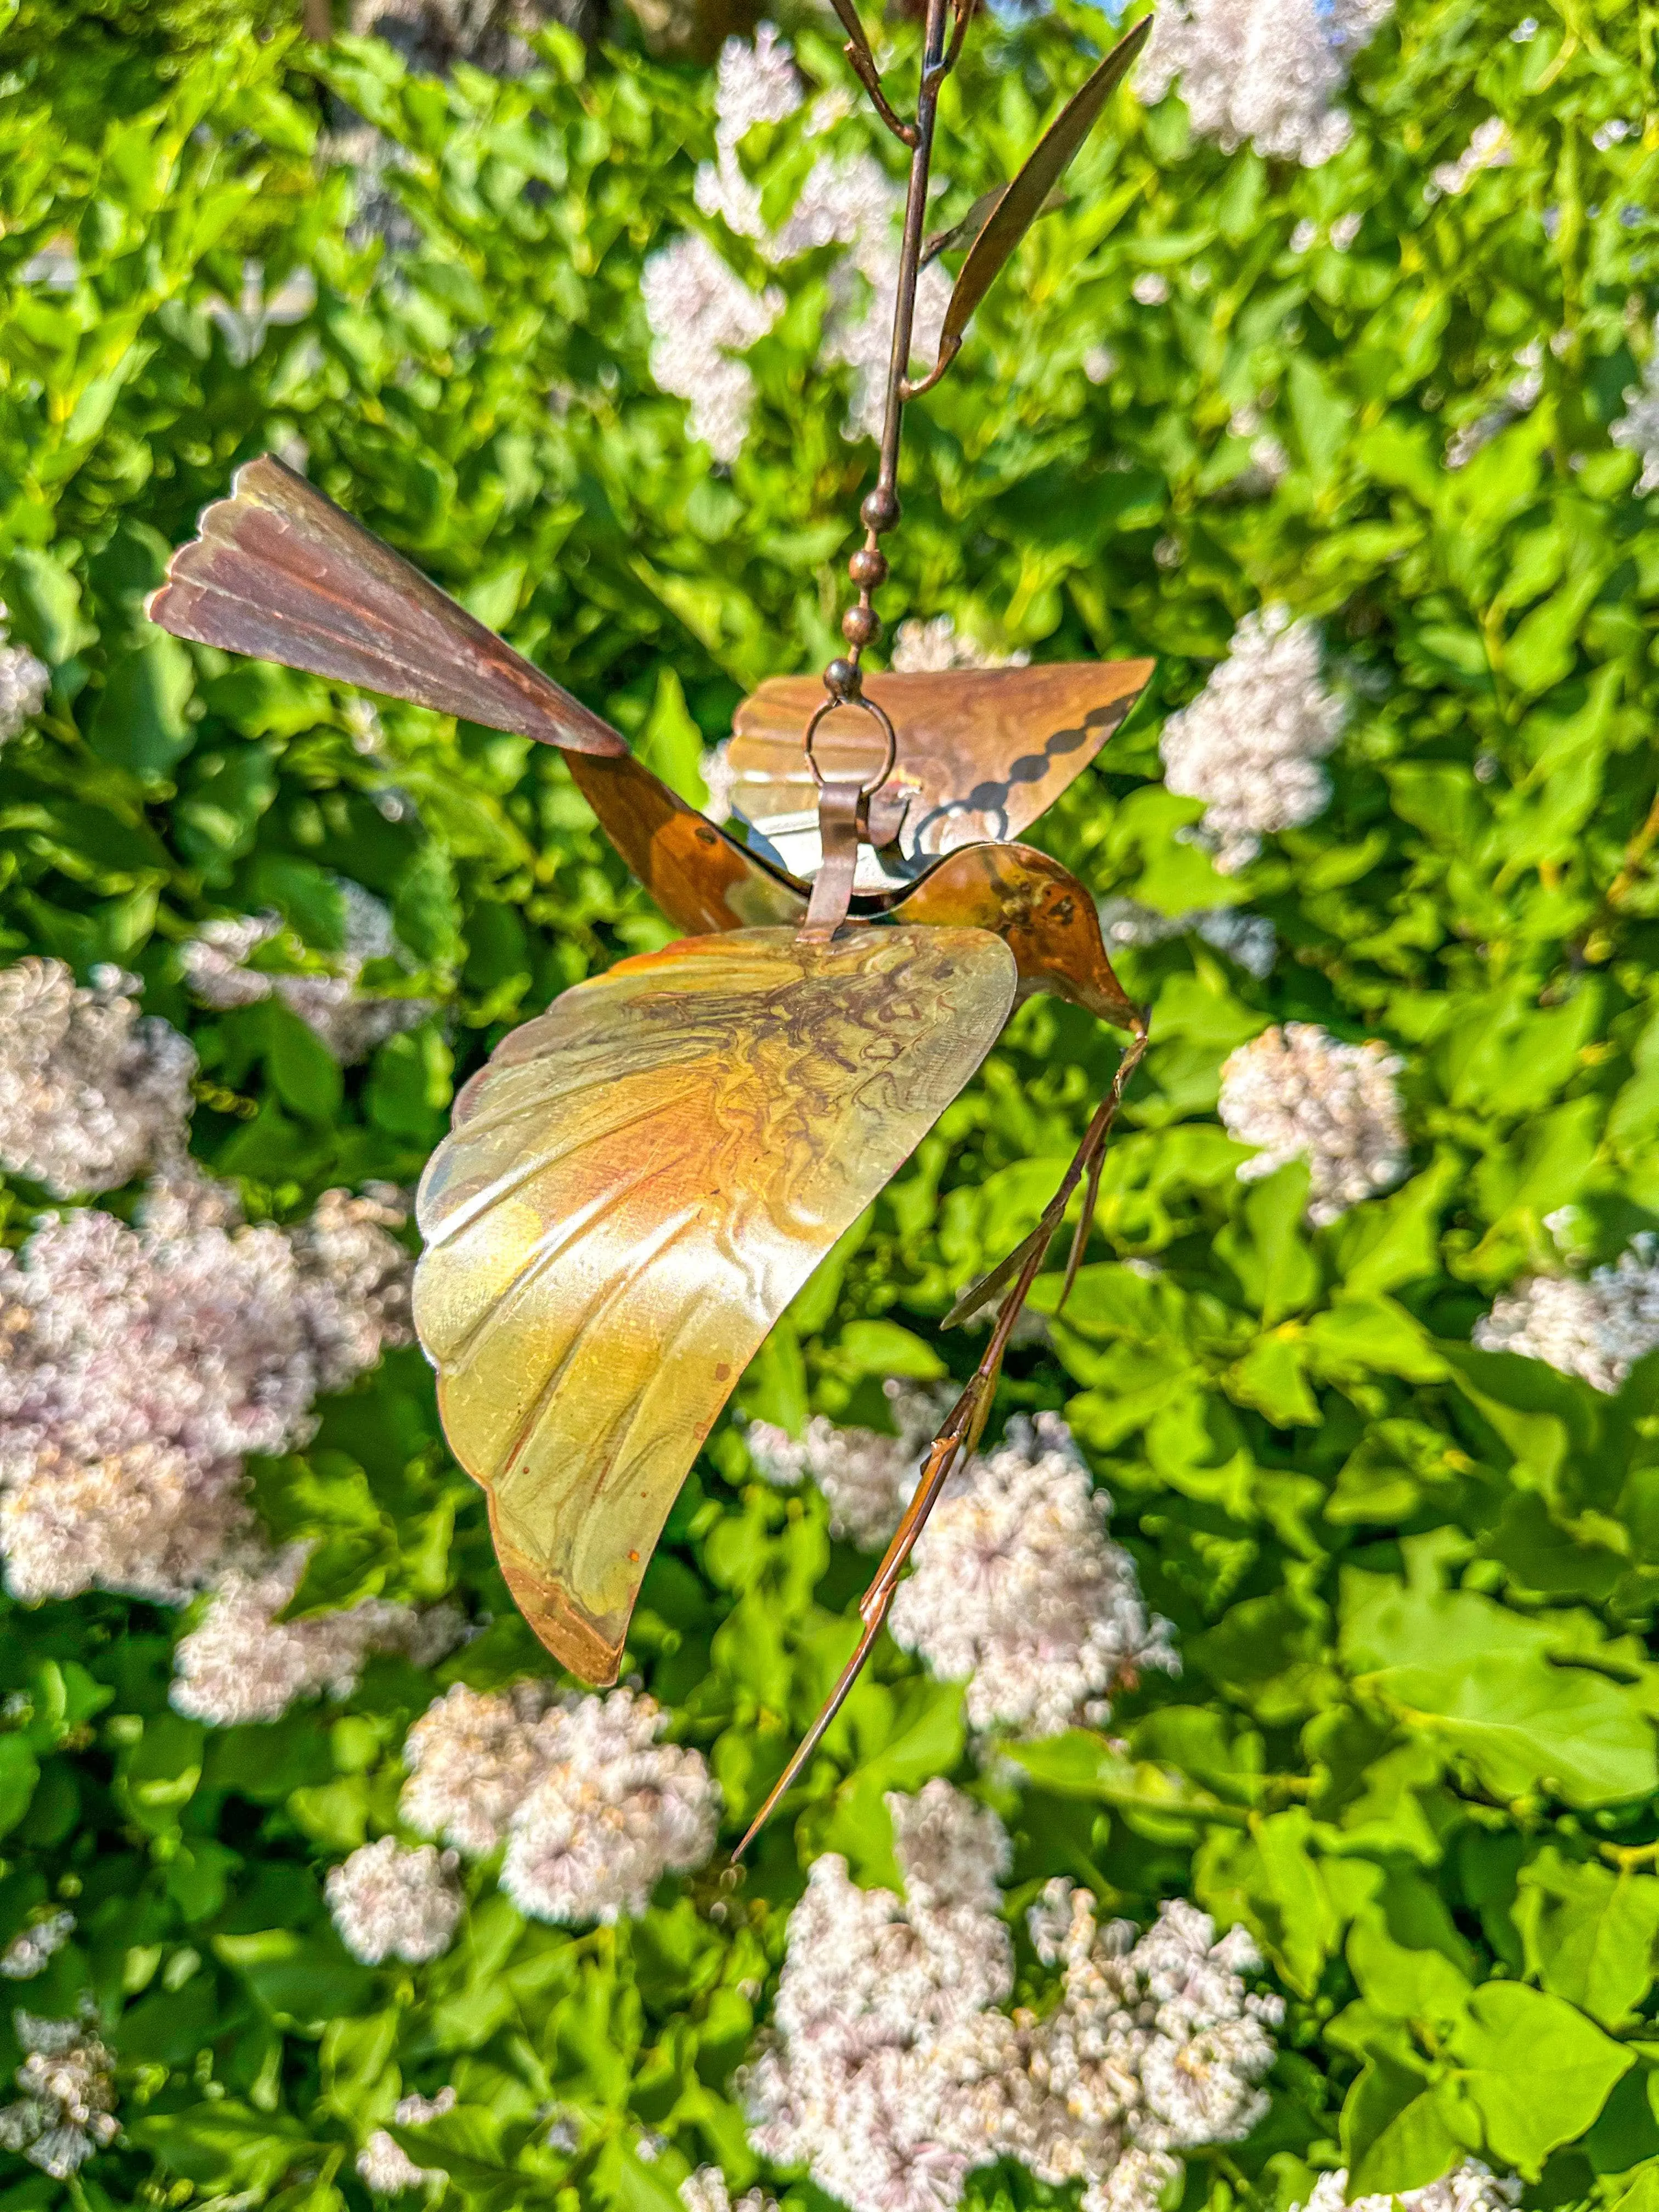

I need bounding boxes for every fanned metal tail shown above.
[148,454,625,756]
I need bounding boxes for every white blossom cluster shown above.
[0,957,196,1196]
[400,1679,556,1853]
[326,1837,464,1965]
[889,1414,1179,1739]
[643,26,947,458]
[358,2087,458,2194]
[1218,1022,1408,1224]
[742,1781,1280,2212]
[1159,610,1347,872]
[0,606,48,746]
[1612,323,1659,495]
[1098,896,1278,979]
[400,1681,720,1923]
[181,882,431,1064]
[0,1171,414,1610]
[681,2169,777,2212]
[0,1915,75,1981]
[641,236,784,465]
[1139,0,1392,167]
[887,616,1029,675]
[750,1402,1172,1738]
[0,2008,119,2180]
[171,1545,462,1726]
[695,22,805,240]
[1298,2164,1519,2212]
[744,1379,952,1549]
[1474,1237,1659,1394]
[1429,117,1514,198]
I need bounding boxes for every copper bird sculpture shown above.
[148,0,1155,1853]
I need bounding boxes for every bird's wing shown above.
[413,922,1017,1681]
[726,659,1154,878]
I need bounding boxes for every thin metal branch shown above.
[931,0,975,92]
[812,0,953,700]
[731,1023,1147,1859]
[944,1020,1148,1330]
[872,0,951,530]
[845,43,919,145]
[899,337,960,399]
[732,1611,887,1862]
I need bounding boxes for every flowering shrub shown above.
[5,0,1659,2208]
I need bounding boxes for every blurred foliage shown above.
[5,1,1659,2210]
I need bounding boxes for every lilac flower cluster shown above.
[1140,0,1392,167]
[1218,1022,1408,1223]
[643,26,947,458]
[742,1781,1280,2212]
[400,1681,720,1923]
[0,958,195,1197]
[0,1169,414,1611]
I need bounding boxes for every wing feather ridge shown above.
[148,454,625,755]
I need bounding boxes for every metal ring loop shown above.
[803,692,899,795]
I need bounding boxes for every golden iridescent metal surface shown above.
[413,923,1017,1683]
[888,839,1139,1029]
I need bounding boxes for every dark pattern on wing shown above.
[727,660,1153,874]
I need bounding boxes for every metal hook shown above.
[802,691,899,795]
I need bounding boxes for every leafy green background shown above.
[5,0,1659,2207]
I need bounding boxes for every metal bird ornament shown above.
[148,0,1155,1853]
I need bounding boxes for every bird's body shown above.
[150,416,1150,1847]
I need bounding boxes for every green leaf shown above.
[1004,1729,1238,1829]
[635,667,708,808]
[1514,1847,1659,2027]
[1226,1330,1321,1425]
[212,1930,378,2028]
[1359,1652,1656,1809]
[1449,1982,1632,2174]
[833,1319,946,1381]
[1214,1163,1319,1325]
[1344,2052,1472,2198]
[1194,1808,1342,1995]
[0,1739,40,1842]
[86,631,196,779]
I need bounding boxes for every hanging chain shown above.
[799,0,970,845]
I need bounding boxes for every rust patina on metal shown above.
[147,1,1156,1857]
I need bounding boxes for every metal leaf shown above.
[932,12,1152,366]
[923,184,1070,267]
